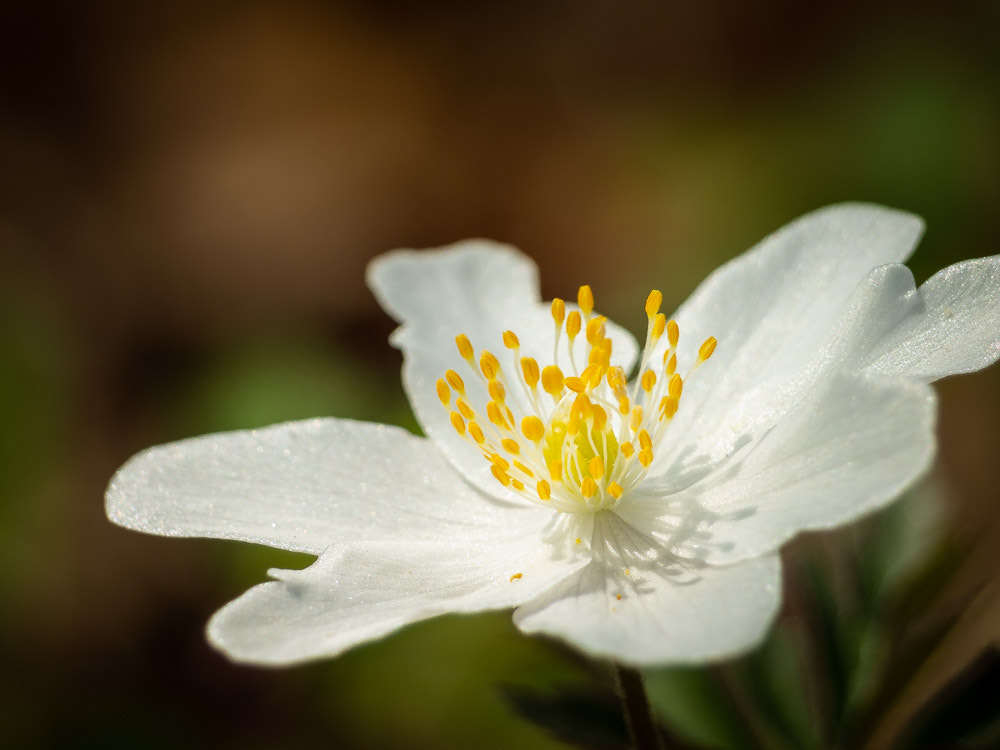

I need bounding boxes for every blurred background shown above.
[2,1,998,748]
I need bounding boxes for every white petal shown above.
[208,513,593,665]
[513,513,781,665]
[621,374,936,566]
[660,204,925,466]
[367,241,638,500]
[826,256,1000,381]
[106,417,541,554]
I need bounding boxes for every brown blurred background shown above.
[1,1,998,748]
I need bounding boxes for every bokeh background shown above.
[2,2,998,748]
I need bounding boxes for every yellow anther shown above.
[541,365,565,396]
[588,345,610,368]
[580,477,597,498]
[564,376,586,393]
[456,398,475,420]
[638,449,653,468]
[608,482,623,499]
[511,478,525,491]
[551,298,566,325]
[566,310,582,339]
[578,285,594,315]
[436,379,450,406]
[592,404,607,431]
[510,572,523,581]
[575,537,582,544]
[641,369,656,393]
[659,396,679,420]
[455,334,474,362]
[537,480,551,500]
[450,412,466,435]
[645,289,662,317]
[651,313,666,340]
[668,373,683,398]
[488,379,506,403]
[638,429,652,451]
[621,441,634,458]
[582,362,604,389]
[480,350,500,380]
[491,453,510,471]
[549,461,563,481]
[445,369,465,393]
[589,456,605,480]
[521,415,545,442]
[572,392,594,420]
[585,316,606,346]
[699,336,717,361]
[469,422,485,444]
[502,330,520,349]
[501,438,521,454]
[487,401,508,428]
[491,465,511,486]
[667,320,679,348]
[664,351,677,375]
[630,406,644,432]
[607,366,627,394]
[521,357,540,387]
[513,460,534,477]
[618,397,630,415]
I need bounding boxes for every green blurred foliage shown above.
[1,1,998,747]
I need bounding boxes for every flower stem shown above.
[614,664,663,750]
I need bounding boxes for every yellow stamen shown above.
[541,365,564,397]
[667,319,679,348]
[468,422,485,444]
[551,298,566,326]
[445,369,465,393]
[668,373,683,398]
[651,313,666,340]
[659,396,679,420]
[456,398,475,420]
[501,438,521,454]
[549,461,563,481]
[589,456,604,480]
[450,412,466,435]
[638,449,653,467]
[521,415,545,442]
[641,369,656,393]
[630,406,644,432]
[488,379,506,403]
[621,442,634,458]
[566,311,582,339]
[564,376,586,393]
[510,572,522,581]
[586,316,606,346]
[521,357,540,388]
[537,480,551,500]
[502,330,520,349]
[578,285,594,315]
[436,379,450,406]
[491,453,510,471]
[480,351,500,380]
[638,430,652,451]
[580,477,597,498]
[511,478,525,491]
[645,289,662,318]
[514,460,534,477]
[491,464,511,486]
[456,334,474,362]
[699,336,717,361]
[487,401,507,428]
[608,482,623,499]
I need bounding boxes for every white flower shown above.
[106,204,1000,666]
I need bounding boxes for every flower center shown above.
[437,285,716,513]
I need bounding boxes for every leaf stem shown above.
[614,664,664,750]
